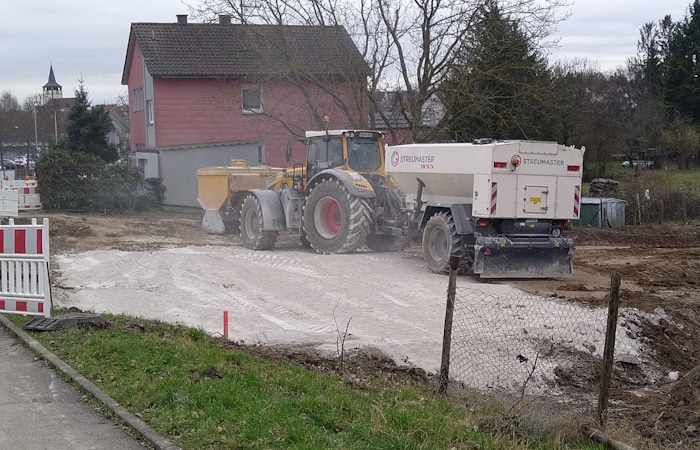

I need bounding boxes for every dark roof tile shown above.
[122,23,367,84]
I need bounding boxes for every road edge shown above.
[0,314,180,450]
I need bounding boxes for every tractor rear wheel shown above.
[240,194,278,250]
[303,179,370,254]
[300,228,312,249]
[422,212,463,274]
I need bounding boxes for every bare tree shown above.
[188,0,569,142]
[662,119,700,169]
[21,94,43,113]
[0,91,21,114]
[551,59,626,177]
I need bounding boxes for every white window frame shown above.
[242,85,263,114]
[146,99,154,124]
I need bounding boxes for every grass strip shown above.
[4,311,602,450]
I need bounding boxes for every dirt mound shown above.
[626,365,700,448]
[572,224,700,247]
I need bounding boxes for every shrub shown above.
[618,171,700,224]
[36,148,165,212]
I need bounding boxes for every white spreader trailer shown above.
[386,140,585,278]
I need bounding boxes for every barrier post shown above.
[223,310,229,339]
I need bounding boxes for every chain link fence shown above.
[440,274,653,419]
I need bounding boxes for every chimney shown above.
[219,15,231,24]
[176,14,188,24]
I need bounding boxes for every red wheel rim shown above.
[323,200,341,235]
[314,196,343,239]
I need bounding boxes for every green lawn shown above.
[3,311,603,450]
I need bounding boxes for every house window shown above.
[242,86,262,113]
[146,99,154,124]
[137,158,147,173]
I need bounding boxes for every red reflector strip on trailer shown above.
[476,219,490,227]
[490,182,497,214]
[493,161,507,168]
[567,165,580,171]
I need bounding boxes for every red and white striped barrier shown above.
[18,186,41,210]
[0,218,51,317]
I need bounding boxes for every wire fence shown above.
[440,270,647,422]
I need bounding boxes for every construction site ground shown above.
[42,211,700,448]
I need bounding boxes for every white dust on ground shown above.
[51,246,659,394]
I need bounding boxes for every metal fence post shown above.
[597,272,621,426]
[438,255,460,395]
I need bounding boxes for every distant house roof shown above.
[121,20,368,84]
[105,105,130,134]
[42,98,75,111]
[371,91,445,130]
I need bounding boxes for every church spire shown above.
[42,64,63,104]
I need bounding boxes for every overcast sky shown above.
[0,1,693,106]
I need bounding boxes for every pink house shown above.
[121,14,368,207]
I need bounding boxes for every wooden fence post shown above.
[438,255,460,395]
[597,272,621,426]
[683,197,687,225]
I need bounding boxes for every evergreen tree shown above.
[62,82,118,163]
[629,21,667,101]
[617,20,669,164]
[443,0,557,141]
[663,0,700,122]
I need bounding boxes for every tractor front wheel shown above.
[240,194,278,250]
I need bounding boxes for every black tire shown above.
[366,234,408,252]
[422,212,463,274]
[303,178,370,254]
[240,194,278,250]
[300,228,312,248]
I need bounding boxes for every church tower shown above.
[42,65,63,104]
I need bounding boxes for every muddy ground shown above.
[41,211,700,448]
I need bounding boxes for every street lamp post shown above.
[0,129,4,186]
[33,103,39,158]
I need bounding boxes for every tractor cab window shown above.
[327,139,344,167]
[307,137,344,178]
[347,138,381,172]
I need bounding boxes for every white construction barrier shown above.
[0,180,41,211]
[0,218,51,317]
[0,189,19,218]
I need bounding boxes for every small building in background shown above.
[574,197,627,228]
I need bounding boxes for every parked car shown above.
[622,159,654,168]
[2,159,17,169]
